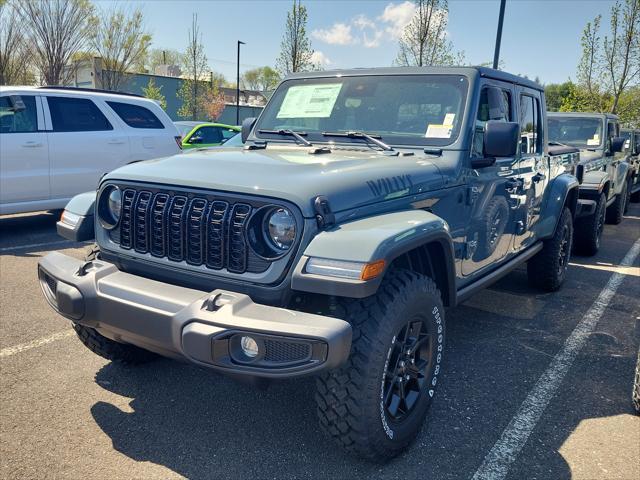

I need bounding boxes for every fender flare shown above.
[291,210,456,304]
[579,169,610,199]
[56,191,96,242]
[537,173,579,240]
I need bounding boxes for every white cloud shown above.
[311,50,332,66]
[311,23,354,45]
[310,2,418,51]
[379,1,417,39]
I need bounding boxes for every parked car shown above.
[175,121,240,149]
[548,112,629,255]
[40,66,579,461]
[0,86,181,215]
[621,128,640,203]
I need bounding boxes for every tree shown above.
[177,14,211,120]
[203,86,226,121]
[0,0,29,85]
[545,82,575,112]
[602,0,640,113]
[395,0,462,67]
[577,15,601,94]
[276,1,314,75]
[242,66,281,91]
[145,48,182,74]
[89,5,151,91]
[142,78,166,110]
[16,0,93,85]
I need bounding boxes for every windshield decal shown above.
[425,124,453,138]
[276,83,343,119]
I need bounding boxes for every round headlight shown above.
[98,185,122,229]
[108,188,122,222]
[265,208,296,250]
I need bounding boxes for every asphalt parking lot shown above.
[1,206,639,480]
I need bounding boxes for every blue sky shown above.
[106,0,616,85]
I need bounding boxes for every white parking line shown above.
[471,238,640,480]
[0,329,74,358]
[0,240,75,253]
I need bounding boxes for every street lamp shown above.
[236,40,245,125]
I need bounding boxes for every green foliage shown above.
[142,78,166,110]
[276,0,314,75]
[545,82,574,112]
[145,48,182,74]
[177,14,211,120]
[89,5,152,90]
[242,66,281,91]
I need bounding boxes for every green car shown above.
[175,121,240,149]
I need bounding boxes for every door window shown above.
[519,95,541,155]
[0,95,38,133]
[106,101,164,129]
[221,128,238,140]
[48,96,113,132]
[189,126,223,144]
[472,88,511,158]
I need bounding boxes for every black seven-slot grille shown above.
[110,187,273,274]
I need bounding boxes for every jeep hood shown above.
[104,146,445,217]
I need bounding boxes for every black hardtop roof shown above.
[548,111,620,121]
[285,66,543,91]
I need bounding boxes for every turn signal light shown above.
[360,260,386,281]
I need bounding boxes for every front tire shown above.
[573,193,606,256]
[606,182,627,225]
[527,207,573,292]
[315,270,445,461]
[72,245,157,365]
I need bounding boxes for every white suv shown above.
[0,86,181,215]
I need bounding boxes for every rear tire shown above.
[527,207,573,292]
[606,182,627,225]
[573,193,605,256]
[315,270,445,461]
[72,245,157,365]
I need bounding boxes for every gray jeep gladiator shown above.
[548,112,629,255]
[38,67,580,460]
[621,127,640,203]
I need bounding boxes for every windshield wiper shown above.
[321,131,397,154]
[258,129,312,147]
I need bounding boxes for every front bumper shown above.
[37,252,351,378]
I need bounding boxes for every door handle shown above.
[107,139,126,145]
[21,141,42,148]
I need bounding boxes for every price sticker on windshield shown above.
[425,124,453,138]
[277,83,343,119]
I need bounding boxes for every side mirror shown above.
[241,117,257,143]
[610,136,625,153]
[484,120,519,158]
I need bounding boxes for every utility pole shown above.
[493,0,506,70]
[236,40,245,125]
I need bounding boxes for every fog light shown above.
[240,336,259,358]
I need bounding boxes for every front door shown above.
[462,82,519,277]
[513,88,548,251]
[0,94,49,209]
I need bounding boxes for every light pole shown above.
[236,40,245,125]
[493,0,506,70]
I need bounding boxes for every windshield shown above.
[255,74,469,147]
[548,116,603,148]
[175,123,195,137]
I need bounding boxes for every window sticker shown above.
[276,83,343,119]
[587,133,600,146]
[425,124,453,138]
[443,113,456,126]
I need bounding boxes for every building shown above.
[64,57,265,124]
